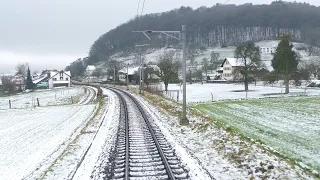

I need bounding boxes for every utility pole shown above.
[126,63,129,90]
[113,66,116,86]
[133,25,189,124]
[141,57,145,94]
[139,52,142,94]
[181,25,188,123]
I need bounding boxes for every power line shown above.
[140,0,146,17]
[136,0,146,30]
[136,0,141,17]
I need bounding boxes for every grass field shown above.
[195,96,320,173]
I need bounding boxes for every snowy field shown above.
[195,96,320,174]
[0,105,96,180]
[164,83,320,103]
[0,87,85,110]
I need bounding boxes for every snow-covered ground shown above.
[0,105,96,180]
[0,87,85,110]
[163,83,320,103]
[196,96,320,176]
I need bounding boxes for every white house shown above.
[119,66,140,83]
[48,70,71,88]
[221,58,246,81]
[260,46,277,54]
[85,65,96,76]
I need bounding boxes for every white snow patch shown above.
[0,105,96,180]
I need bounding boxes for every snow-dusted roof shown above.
[33,75,48,84]
[119,66,140,75]
[221,58,245,67]
[86,65,96,71]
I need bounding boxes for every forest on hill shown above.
[67,1,320,76]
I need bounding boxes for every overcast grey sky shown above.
[0,0,319,73]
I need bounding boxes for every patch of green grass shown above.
[194,96,320,177]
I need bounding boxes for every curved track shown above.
[103,87,189,180]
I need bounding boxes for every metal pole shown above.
[127,63,129,90]
[139,50,142,94]
[113,66,116,86]
[182,25,188,123]
[142,64,144,94]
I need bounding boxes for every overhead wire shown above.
[138,0,146,30]
[137,0,141,17]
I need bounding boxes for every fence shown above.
[0,88,84,110]
[144,84,180,102]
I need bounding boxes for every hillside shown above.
[67,1,320,75]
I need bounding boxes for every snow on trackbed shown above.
[73,88,120,179]
[0,105,96,180]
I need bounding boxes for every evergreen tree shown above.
[26,67,34,90]
[272,36,300,94]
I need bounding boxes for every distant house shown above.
[260,46,277,54]
[48,71,71,88]
[221,58,246,81]
[11,74,26,91]
[85,65,96,76]
[119,66,140,84]
[33,70,71,89]
[118,64,160,84]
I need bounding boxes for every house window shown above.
[60,77,63,80]
[60,72,63,77]
[53,78,57,81]
[267,48,269,52]
[66,78,69,81]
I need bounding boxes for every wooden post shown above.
[211,93,213,101]
[37,98,40,107]
[9,100,11,109]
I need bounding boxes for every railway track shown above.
[103,87,189,180]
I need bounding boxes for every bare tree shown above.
[157,51,180,91]
[1,76,16,93]
[302,58,320,79]
[16,63,29,76]
[235,42,261,91]
[199,45,207,55]
[210,51,220,71]
[201,58,209,80]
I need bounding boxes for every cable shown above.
[140,0,146,17]
[136,0,146,30]
[136,0,141,17]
